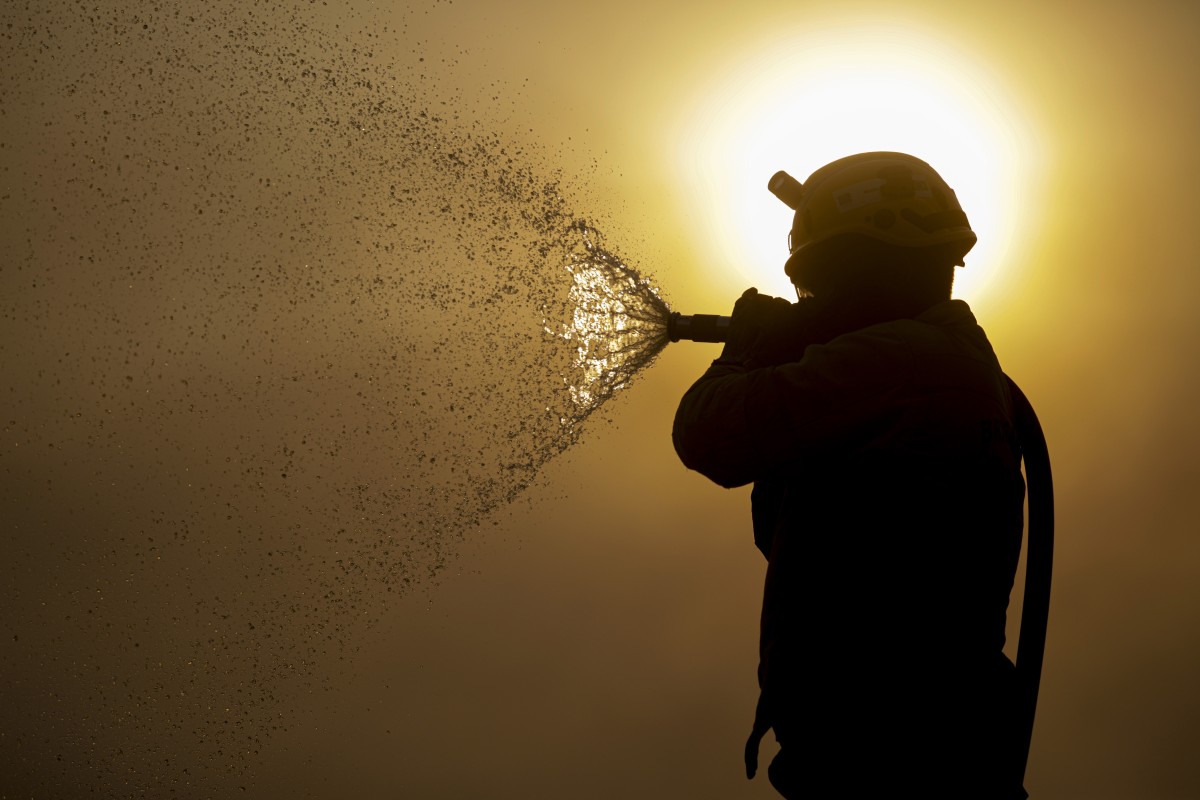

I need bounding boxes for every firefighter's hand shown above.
[720,287,797,368]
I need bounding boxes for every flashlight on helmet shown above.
[767,170,804,211]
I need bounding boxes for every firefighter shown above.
[673,153,1028,799]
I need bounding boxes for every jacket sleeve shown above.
[672,327,914,488]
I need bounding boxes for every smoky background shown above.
[4,1,1200,799]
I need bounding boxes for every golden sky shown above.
[3,1,1199,797]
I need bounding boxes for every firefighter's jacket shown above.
[673,298,1026,788]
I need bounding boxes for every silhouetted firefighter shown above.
[672,152,1052,799]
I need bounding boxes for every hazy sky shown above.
[4,1,1200,798]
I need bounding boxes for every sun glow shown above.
[673,21,1039,308]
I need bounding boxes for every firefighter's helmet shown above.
[768,152,977,289]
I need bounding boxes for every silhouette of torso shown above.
[674,298,1026,798]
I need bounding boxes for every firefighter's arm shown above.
[671,287,794,488]
[673,323,912,487]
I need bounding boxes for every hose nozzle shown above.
[667,312,731,343]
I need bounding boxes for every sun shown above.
[671,20,1039,308]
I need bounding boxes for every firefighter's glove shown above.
[744,724,766,780]
[719,287,798,369]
